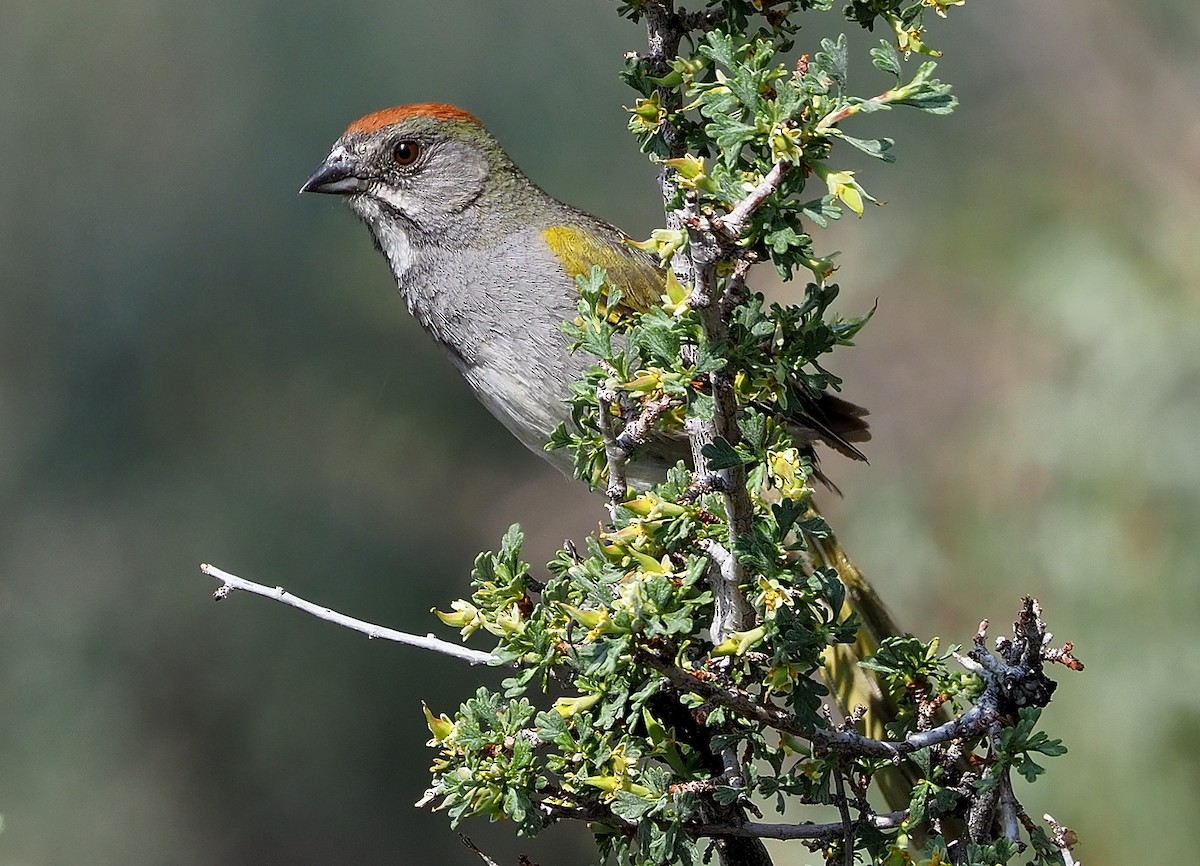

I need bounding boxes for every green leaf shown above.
[815,35,849,91]
[764,225,810,254]
[908,779,930,827]
[610,790,660,820]
[771,499,806,539]
[738,410,767,449]
[701,436,753,470]
[1016,755,1046,783]
[870,40,902,79]
[839,133,896,162]
[713,785,743,805]
[796,515,831,538]
[895,62,958,114]
[798,197,843,228]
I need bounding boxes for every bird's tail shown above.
[806,524,923,812]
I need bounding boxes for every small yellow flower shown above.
[662,154,715,193]
[628,228,687,264]
[767,447,812,501]
[660,270,691,317]
[923,0,964,18]
[423,703,456,745]
[756,576,796,617]
[554,693,601,718]
[627,92,665,132]
[889,13,941,57]
[559,604,627,640]
[581,744,654,800]
[620,369,666,394]
[764,662,803,695]
[769,124,804,164]
[434,599,484,637]
[623,491,686,519]
[627,547,670,575]
[712,624,768,656]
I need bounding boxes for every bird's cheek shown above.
[373,183,423,220]
[423,147,487,214]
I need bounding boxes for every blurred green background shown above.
[2,1,1197,863]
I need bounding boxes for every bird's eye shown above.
[392,140,421,167]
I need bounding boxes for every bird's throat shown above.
[375,216,415,280]
[352,197,417,283]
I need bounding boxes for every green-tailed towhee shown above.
[300,103,909,803]
[299,103,869,478]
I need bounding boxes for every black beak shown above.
[299,155,368,195]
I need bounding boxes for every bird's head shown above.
[301,104,522,267]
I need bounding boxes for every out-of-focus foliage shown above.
[1,1,1198,865]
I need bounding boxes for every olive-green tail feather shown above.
[808,527,922,813]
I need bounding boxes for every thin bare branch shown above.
[615,394,679,454]
[596,389,630,512]
[689,810,907,841]
[1042,813,1081,866]
[641,647,1000,757]
[713,159,792,239]
[832,765,855,866]
[699,539,753,643]
[201,563,498,666]
[459,835,502,866]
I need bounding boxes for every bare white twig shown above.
[596,386,680,516]
[1043,813,1080,866]
[700,538,753,643]
[616,393,678,453]
[596,389,630,514]
[681,239,755,642]
[201,563,498,666]
[713,158,792,239]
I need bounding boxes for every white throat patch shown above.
[372,211,415,279]
[349,196,416,281]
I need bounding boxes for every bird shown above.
[301,103,910,806]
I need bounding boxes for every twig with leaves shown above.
[204,3,1085,865]
[429,2,1082,863]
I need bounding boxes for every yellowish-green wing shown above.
[543,225,664,314]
